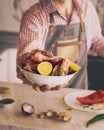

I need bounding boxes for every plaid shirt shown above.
[17,0,103,57]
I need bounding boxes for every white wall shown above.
[0,0,38,32]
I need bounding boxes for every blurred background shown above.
[0,0,104,89]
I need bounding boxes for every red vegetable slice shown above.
[77,90,104,104]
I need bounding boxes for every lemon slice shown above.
[70,61,81,71]
[37,61,53,76]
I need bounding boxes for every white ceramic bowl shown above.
[19,66,77,88]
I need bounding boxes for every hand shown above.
[32,82,68,92]
[91,37,104,57]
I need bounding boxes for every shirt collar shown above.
[40,0,57,14]
[40,0,84,16]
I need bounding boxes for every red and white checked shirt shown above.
[17,0,104,58]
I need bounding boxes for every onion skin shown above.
[47,57,63,66]
[21,103,35,116]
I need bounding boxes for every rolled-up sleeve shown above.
[85,1,104,55]
[17,14,43,57]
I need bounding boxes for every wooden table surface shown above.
[0,81,104,130]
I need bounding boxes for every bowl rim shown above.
[22,67,77,77]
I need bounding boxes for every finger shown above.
[51,82,68,91]
[40,85,51,92]
[33,84,40,91]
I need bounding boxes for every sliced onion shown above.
[21,102,34,115]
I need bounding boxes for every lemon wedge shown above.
[37,61,53,76]
[70,61,81,72]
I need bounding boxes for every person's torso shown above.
[44,11,88,89]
